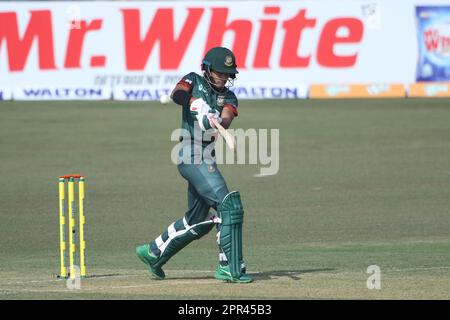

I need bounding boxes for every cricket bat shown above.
[210,118,236,151]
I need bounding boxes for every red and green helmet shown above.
[202,47,238,78]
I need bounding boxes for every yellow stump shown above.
[68,177,76,279]
[58,178,67,278]
[78,177,86,277]
[58,174,87,279]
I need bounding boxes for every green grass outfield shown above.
[0,98,449,299]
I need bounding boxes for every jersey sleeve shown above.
[223,92,238,117]
[175,72,196,92]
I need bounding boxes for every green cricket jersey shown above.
[177,72,238,152]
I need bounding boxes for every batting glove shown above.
[190,98,209,120]
[200,109,222,131]
[205,110,222,129]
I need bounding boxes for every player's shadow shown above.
[165,268,334,281]
[251,268,335,281]
[166,272,216,281]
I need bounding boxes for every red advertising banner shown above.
[0,1,448,100]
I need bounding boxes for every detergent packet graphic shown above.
[416,6,450,82]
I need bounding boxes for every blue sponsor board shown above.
[113,86,307,100]
[416,6,450,82]
[231,86,307,99]
[117,88,171,100]
[15,87,111,100]
[23,88,102,98]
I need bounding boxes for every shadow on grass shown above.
[56,273,128,280]
[163,268,335,281]
[165,274,214,281]
[252,268,335,281]
[85,273,124,279]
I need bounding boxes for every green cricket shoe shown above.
[135,244,165,280]
[215,264,253,283]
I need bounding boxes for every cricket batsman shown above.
[136,47,252,283]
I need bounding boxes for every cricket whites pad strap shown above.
[218,191,244,278]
